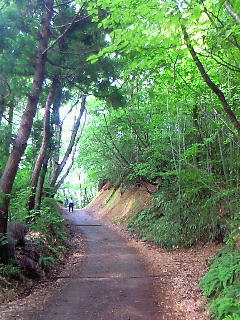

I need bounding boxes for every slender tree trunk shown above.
[192,104,203,165]
[166,95,178,173]
[35,155,49,209]
[1,102,14,174]
[225,2,240,23]
[50,81,63,182]
[103,113,130,167]
[181,25,240,136]
[55,137,79,189]
[55,149,76,190]
[0,0,54,263]
[217,128,228,182]
[28,79,57,212]
[7,103,14,138]
[0,99,5,124]
[55,111,87,189]
[50,95,87,188]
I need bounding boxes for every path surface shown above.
[35,209,160,320]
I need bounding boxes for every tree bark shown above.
[192,104,203,165]
[225,2,240,23]
[55,108,87,189]
[28,78,57,212]
[50,83,63,186]
[0,0,54,263]
[181,25,240,136]
[55,143,77,190]
[0,102,14,175]
[50,95,87,188]
[103,114,130,166]
[0,99,5,124]
[35,155,49,209]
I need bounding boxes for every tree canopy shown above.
[0,1,240,317]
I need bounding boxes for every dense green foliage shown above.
[0,0,240,318]
[29,198,67,259]
[76,1,240,318]
[0,197,67,285]
[199,248,240,320]
[0,0,108,284]
[128,182,239,248]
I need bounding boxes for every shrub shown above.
[128,191,225,248]
[27,198,67,263]
[30,198,67,245]
[38,256,55,268]
[199,248,240,320]
[0,263,21,278]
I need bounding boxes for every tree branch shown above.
[225,2,240,23]
[181,24,240,136]
[103,114,131,166]
[42,3,87,55]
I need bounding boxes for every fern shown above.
[199,248,240,320]
[210,296,240,320]
[39,256,55,267]
[223,315,240,320]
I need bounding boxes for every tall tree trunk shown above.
[50,95,87,188]
[55,110,86,189]
[192,104,203,165]
[0,99,5,124]
[225,2,240,23]
[103,113,130,167]
[0,0,54,263]
[181,25,240,136]
[50,83,63,185]
[1,102,14,177]
[55,146,76,190]
[7,102,14,143]
[28,79,57,212]
[217,128,228,182]
[35,155,49,209]
[0,78,10,124]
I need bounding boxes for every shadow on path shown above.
[35,209,161,320]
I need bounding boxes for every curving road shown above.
[36,209,161,320]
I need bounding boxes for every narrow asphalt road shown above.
[36,209,161,320]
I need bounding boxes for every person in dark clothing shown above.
[68,198,74,212]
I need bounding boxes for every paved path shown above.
[37,209,160,320]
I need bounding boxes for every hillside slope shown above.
[85,181,157,223]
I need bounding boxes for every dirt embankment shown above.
[85,180,156,223]
[85,181,221,320]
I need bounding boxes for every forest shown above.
[0,0,240,319]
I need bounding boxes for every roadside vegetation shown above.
[77,1,240,319]
[0,0,113,299]
[0,197,67,302]
[0,0,239,319]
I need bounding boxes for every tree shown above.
[0,0,54,263]
[76,0,240,252]
[49,94,87,189]
[28,78,58,212]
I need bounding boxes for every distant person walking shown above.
[68,198,74,212]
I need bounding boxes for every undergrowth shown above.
[199,247,240,320]
[29,197,67,259]
[0,198,67,287]
[127,170,240,319]
[128,189,231,248]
